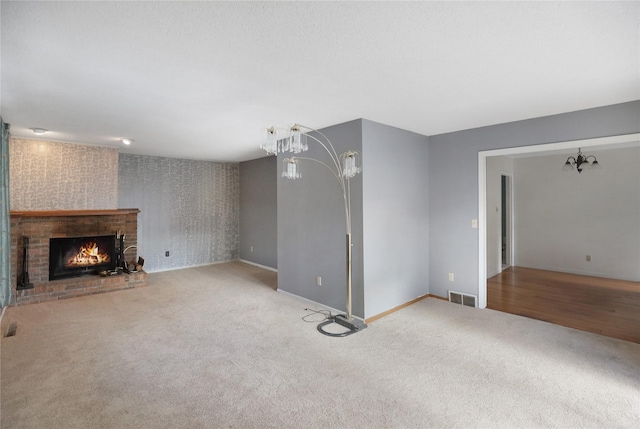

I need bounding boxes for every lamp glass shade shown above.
[261,127,279,155]
[342,151,361,178]
[282,158,301,179]
[563,156,576,171]
[288,127,308,154]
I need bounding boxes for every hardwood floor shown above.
[487,267,640,343]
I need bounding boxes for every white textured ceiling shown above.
[1,1,639,162]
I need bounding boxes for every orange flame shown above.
[66,242,111,267]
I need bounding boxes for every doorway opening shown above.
[476,132,640,309]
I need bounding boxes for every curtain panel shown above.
[1,118,11,307]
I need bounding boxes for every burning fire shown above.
[66,242,111,267]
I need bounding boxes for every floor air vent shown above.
[448,291,477,308]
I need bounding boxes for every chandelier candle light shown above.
[261,124,366,337]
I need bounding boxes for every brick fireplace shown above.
[10,209,148,305]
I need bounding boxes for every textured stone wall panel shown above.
[118,154,239,272]
[9,138,118,210]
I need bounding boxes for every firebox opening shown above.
[49,235,117,281]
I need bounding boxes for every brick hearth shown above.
[10,209,147,305]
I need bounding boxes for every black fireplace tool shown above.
[18,236,34,290]
[114,233,125,274]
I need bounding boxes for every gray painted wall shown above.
[277,119,431,319]
[278,120,364,317]
[514,146,640,281]
[428,101,640,299]
[239,156,277,269]
[362,120,429,318]
[118,154,239,272]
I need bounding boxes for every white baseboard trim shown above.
[276,289,365,323]
[144,259,233,274]
[239,259,278,272]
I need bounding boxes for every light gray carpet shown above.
[1,261,639,428]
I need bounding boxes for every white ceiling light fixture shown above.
[121,138,133,145]
[30,128,48,135]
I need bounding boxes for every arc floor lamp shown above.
[261,124,367,337]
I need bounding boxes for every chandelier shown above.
[564,148,599,173]
[261,124,365,337]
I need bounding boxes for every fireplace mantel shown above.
[10,208,140,218]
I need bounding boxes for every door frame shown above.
[477,133,639,309]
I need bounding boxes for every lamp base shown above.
[317,314,367,337]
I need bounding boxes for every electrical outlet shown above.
[586,255,591,262]
[165,251,170,257]
[471,219,478,228]
[448,273,454,282]
[250,246,254,252]
[316,276,322,286]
